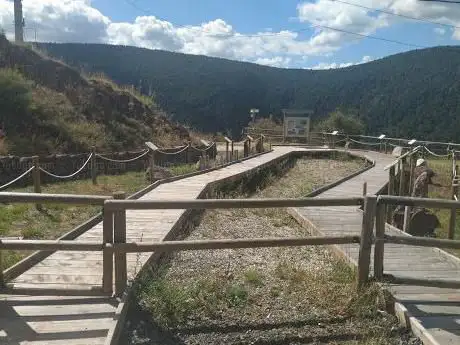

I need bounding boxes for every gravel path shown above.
[122,158,421,345]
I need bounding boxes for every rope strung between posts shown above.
[422,146,451,158]
[347,137,381,146]
[96,149,149,163]
[0,167,34,191]
[188,142,216,153]
[39,153,93,180]
[156,145,190,155]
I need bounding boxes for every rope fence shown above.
[0,167,34,192]
[0,141,219,192]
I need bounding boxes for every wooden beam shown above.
[383,275,460,289]
[103,205,114,294]
[385,234,460,249]
[374,203,385,281]
[379,195,460,209]
[105,197,364,211]
[0,240,103,251]
[114,192,127,296]
[108,235,360,253]
[0,192,110,205]
[144,141,159,151]
[357,196,376,289]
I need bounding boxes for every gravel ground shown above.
[122,158,421,345]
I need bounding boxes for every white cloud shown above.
[1,0,460,69]
[434,27,446,35]
[0,0,339,66]
[254,56,292,68]
[298,0,460,44]
[310,55,373,70]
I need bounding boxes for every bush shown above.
[315,109,365,135]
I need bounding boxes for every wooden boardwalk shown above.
[1,147,459,345]
[294,151,460,345]
[0,146,307,345]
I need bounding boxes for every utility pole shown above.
[14,0,24,43]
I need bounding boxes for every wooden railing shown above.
[374,195,460,289]
[2,192,460,296]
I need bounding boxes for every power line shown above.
[328,0,460,30]
[309,23,427,48]
[125,0,427,48]
[419,0,460,3]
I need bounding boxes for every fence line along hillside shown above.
[0,142,218,189]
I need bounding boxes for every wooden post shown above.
[362,182,367,196]
[32,156,42,211]
[226,141,229,163]
[149,150,155,183]
[114,192,127,296]
[374,203,385,281]
[0,249,4,288]
[399,157,407,197]
[449,184,458,239]
[236,150,239,161]
[102,202,114,294]
[357,196,376,290]
[231,141,234,160]
[403,154,416,232]
[387,166,395,223]
[91,146,97,185]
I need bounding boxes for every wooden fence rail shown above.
[2,191,460,296]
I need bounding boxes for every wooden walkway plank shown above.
[0,146,310,345]
[294,150,460,345]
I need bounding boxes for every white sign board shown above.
[283,109,313,139]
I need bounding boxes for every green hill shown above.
[0,35,190,155]
[36,42,460,141]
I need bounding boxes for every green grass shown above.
[0,172,149,268]
[169,163,198,176]
[139,272,250,327]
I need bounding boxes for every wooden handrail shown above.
[0,192,111,205]
[384,234,460,249]
[378,195,460,209]
[383,146,422,171]
[104,197,364,211]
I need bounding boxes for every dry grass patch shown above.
[124,158,417,345]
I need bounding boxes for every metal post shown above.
[91,146,97,185]
[357,196,376,290]
[114,192,127,296]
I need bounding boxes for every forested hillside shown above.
[0,36,189,155]
[38,42,460,141]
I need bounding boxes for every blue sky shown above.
[1,0,460,69]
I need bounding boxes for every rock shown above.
[145,166,173,181]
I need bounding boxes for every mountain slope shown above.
[38,42,460,141]
[0,36,189,155]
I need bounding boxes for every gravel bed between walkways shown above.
[123,158,421,345]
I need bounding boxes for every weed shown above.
[226,284,248,307]
[244,269,264,287]
[169,164,197,176]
